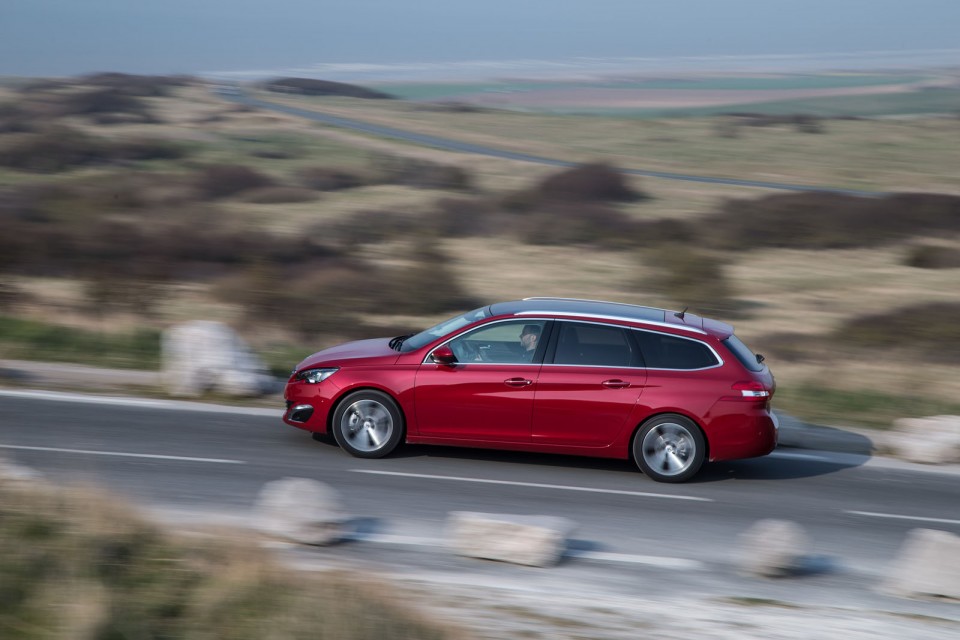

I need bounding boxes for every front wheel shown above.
[632,415,706,483]
[332,390,404,458]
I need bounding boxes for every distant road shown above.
[223,90,885,197]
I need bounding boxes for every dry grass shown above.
[0,479,462,640]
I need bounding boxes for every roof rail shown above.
[521,297,672,313]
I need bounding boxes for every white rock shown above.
[888,416,960,464]
[736,519,812,577]
[446,511,577,567]
[0,455,42,482]
[882,528,960,600]
[253,477,346,545]
[161,321,275,397]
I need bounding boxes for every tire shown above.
[632,414,706,483]
[331,390,404,459]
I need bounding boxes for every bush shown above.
[372,154,473,191]
[298,166,364,191]
[263,77,395,99]
[834,302,960,364]
[537,163,645,203]
[904,244,960,269]
[195,164,276,198]
[242,186,319,204]
[706,192,960,250]
[641,244,738,317]
[0,129,184,172]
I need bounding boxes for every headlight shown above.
[295,367,339,384]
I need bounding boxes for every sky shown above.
[2,0,959,80]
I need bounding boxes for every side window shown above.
[553,322,636,367]
[632,330,719,370]
[447,320,546,364]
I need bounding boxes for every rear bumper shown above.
[705,404,779,461]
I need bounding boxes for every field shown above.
[1,72,959,426]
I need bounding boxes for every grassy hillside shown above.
[1,74,959,427]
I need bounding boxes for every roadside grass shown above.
[0,316,161,370]
[0,481,460,640]
[773,384,960,429]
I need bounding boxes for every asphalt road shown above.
[1,390,956,574]
[223,90,885,197]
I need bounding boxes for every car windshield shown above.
[399,306,492,352]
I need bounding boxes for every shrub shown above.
[516,203,640,248]
[537,163,645,203]
[195,164,276,198]
[242,186,319,204]
[904,244,960,269]
[706,192,960,250]
[833,302,960,364]
[0,128,113,172]
[326,209,422,246]
[298,166,364,191]
[640,244,738,317]
[372,154,473,191]
[262,77,395,99]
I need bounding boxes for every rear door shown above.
[531,321,646,447]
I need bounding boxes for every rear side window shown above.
[553,322,637,367]
[632,330,719,370]
[722,335,764,372]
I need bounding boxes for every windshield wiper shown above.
[389,334,414,351]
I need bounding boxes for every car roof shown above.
[489,298,733,338]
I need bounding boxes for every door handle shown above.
[504,378,533,387]
[602,379,630,389]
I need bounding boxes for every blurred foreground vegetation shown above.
[0,479,459,640]
[1,73,959,427]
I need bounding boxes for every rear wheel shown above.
[632,414,705,483]
[332,390,404,458]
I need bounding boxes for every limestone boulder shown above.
[162,321,276,397]
[253,477,346,545]
[882,528,960,600]
[886,416,960,464]
[446,511,577,567]
[736,519,812,577]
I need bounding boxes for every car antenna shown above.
[674,307,687,320]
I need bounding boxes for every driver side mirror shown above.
[430,345,458,366]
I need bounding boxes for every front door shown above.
[414,319,548,442]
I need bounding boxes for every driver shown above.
[519,324,541,361]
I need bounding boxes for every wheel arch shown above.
[627,410,710,464]
[327,385,409,442]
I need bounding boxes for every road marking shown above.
[351,469,713,502]
[0,444,245,464]
[0,389,278,416]
[846,510,960,526]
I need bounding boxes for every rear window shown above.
[632,331,719,370]
[722,335,764,372]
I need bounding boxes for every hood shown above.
[297,337,401,370]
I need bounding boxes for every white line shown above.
[0,389,278,416]
[846,510,960,526]
[0,444,245,464]
[351,469,713,502]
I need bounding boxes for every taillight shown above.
[732,381,771,399]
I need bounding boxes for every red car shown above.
[283,298,777,482]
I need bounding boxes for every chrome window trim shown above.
[515,310,708,335]
[421,317,549,366]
